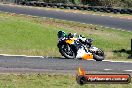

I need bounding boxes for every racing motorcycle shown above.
[57,34,105,61]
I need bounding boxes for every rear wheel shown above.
[93,49,104,61]
[59,44,76,59]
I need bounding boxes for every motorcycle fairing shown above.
[82,53,93,60]
[76,47,93,60]
[65,38,77,45]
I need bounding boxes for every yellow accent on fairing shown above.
[65,39,75,44]
[82,53,93,60]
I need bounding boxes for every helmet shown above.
[57,31,66,38]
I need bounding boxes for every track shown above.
[0,55,132,74]
[0,4,132,31]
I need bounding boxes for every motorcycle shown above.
[57,34,105,61]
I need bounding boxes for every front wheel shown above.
[93,49,105,61]
[59,44,76,59]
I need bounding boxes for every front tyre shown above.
[59,44,76,59]
[93,49,105,61]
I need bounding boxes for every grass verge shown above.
[0,74,131,88]
[0,12,131,60]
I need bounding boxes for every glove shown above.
[78,35,86,42]
[85,38,93,45]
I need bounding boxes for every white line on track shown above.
[0,54,26,57]
[0,54,44,58]
[104,69,112,71]
[26,56,44,58]
[123,70,132,72]
[103,60,132,63]
[0,54,132,63]
[108,61,132,63]
[103,60,112,61]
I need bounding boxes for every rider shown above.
[57,31,93,46]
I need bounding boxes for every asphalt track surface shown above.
[0,55,132,74]
[0,4,132,31]
[0,4,132,74]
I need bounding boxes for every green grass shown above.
[0,74,131,88]
[0,12,132,60]
[0,13,60,56]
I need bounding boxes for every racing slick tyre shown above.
[59,44,76,59]
[93,49,105,61]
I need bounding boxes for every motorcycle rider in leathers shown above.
[57,31,93,47]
